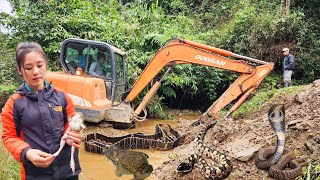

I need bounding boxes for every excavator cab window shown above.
[82,47,98,74]
[113,53,126,101]
[60,38,128,101]
[64,46,80,74]
[63,42,111,76]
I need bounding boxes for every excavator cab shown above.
[47,38,128,123]
[61,38,128,100]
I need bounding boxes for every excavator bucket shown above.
[106,103,132,123]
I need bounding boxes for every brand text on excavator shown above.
[195,55,226,66]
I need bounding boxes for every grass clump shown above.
[300,161,320,180]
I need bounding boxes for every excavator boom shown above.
[108,39,274,122]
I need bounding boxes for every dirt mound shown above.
[154,80,320,179]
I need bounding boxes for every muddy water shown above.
[79,117,197,180]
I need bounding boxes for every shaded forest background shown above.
[0,0,319,117]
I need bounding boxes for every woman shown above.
[1,42,82,179]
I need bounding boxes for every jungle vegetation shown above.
[0,0,320,117]
[0,1,320,178]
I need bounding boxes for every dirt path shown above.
[153,80,320,179]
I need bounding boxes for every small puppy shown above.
[53,112,86,174]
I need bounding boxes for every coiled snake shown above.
[177,120,233,179]
[256,104,308,179]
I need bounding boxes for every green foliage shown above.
[297,51,320,82]
[1,0,320,117]
[148,95,167,119]
[0,84,17,110]
[0,1,319,179]
[160,86,176,98]
[258,73,284,89]
[232,85,304,119]
[195,0,319,84]
[0,33,18,85]
[143,33,169,50]
[0,84,16,92]
[155,0,190,15]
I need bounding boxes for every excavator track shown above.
[84,124,186,154]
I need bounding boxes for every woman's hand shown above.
[26,149,55,168]
[65,130,82,148]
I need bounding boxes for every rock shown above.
[213,140,219,145]
[295,92,308,104]
[104,147,153,179]
[234,145,262,162]
[313,79,320,86]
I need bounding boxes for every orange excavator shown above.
[46,38,274,124]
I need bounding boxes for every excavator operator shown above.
[89,54,105,78]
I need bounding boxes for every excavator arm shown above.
[107,39,274,122]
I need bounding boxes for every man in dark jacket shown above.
[282,48,296,87]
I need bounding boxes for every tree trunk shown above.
[281,0,290,15]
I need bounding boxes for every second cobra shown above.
[256,104,308,179]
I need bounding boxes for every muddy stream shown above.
[79,114,199,180]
